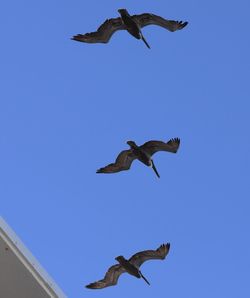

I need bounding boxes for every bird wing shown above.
[132,13,188,32]
[96,149,137,173]
[72,17,125,43]
[86,264,125,289]
[129,243,170,269]
[140,138,180,156]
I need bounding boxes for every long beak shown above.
[151,160,160,178]
[139,270,150,285]
[141,33,150,49]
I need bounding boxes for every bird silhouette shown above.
[86,243,170,289]
[72,9,188,48]
[97,138,180,178]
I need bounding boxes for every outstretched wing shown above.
[72,17,125,43]
[132,13,188,32]
[129,243,170,269]
[140,138,180,157]
[97,149,137,173]
[86,264,125,289]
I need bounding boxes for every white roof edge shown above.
[0,217,67,298]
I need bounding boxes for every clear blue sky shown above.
[1,1,250,297]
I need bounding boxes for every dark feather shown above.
[86,264,125,289]
[133,13,188,32]
[140,138,180,156]
[129,243,170,268]
[72,17,124,43]
[97,149,136,173]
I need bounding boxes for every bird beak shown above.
[151,160,160,178]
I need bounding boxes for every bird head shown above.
[127,140,138,149]
[115,256,125,263]
[118,9,129,16]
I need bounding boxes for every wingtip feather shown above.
[71,35,82,42]
[182,21,188,28]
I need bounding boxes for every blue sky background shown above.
[1,1,250,297]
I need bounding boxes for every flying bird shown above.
[72,9,188,49]
[97,138,180,178]
[86,243,170,289]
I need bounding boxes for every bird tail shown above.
[141,33,150,49]
[151,160,160,178]
[139,271,150,285]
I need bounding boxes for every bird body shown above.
[118,9,150,48]
[118,9,141,39]
[97,138,180,178]
[115,256,141,278]
[127,140,151,166]
[115,256,150,285]
[72,9,188,48]
[86,243,170,289]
